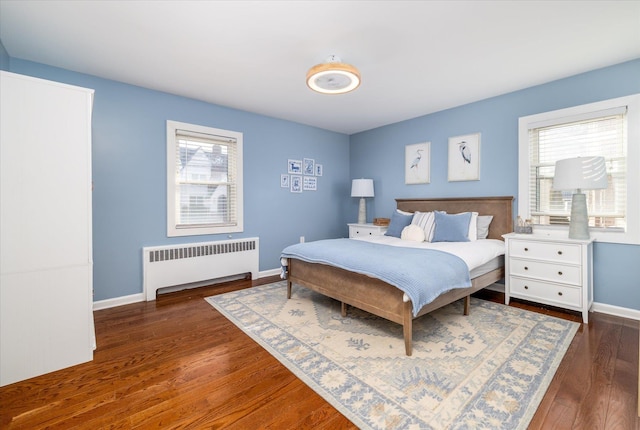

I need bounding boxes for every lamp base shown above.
[358,197,366,224]
[568,193,589,240]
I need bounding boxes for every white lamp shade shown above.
[552,156,608,191]
[351,179,374,197]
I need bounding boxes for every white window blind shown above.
[527,108,627,230]
[166,121,243,237]
[174,129,237,228]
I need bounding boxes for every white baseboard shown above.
[260,268,282,278]
[92,270,279,311]
[591,302,640,321]
[484,282,639,321]
[93,293,144,311]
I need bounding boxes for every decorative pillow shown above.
[396,208,413,216]
[444,211,478,241]
[385,211,414,238]
[432,211,472,242]
[410,211,437,242]
[401,224,426,242]
[477,215,493,239]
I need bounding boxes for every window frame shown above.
[518,94,640,245]
[166,120,243,237]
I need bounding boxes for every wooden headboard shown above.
[395,196,514,240]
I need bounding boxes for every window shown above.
[166,120,243,237]
[528,109,626,228]
[518,94,640,244]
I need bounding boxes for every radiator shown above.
[143,237,259,301]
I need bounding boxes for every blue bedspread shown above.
[281,239,471,316]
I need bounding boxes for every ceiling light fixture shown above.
[306,55,361,95]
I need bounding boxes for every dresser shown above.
[503,233,594,323]
[348,223,387,238]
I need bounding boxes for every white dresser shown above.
[503,233,594,323]
[348,223,387,238]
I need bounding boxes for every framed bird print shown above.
[405,142,430,184]
[448,133,480,181]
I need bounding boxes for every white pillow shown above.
[401,224,426,242]
[477,215,493,239]
[411,211,437,242]
[468,212,478,241]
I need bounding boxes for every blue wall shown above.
[350,59,640,310]
[6,51,640,311]
[9,59,350,301]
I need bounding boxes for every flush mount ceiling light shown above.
[306,55,361,95]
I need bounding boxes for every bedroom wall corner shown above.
[0,39,10,71]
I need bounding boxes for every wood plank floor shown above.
[1,277,638,429]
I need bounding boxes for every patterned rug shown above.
[206,281,578,429]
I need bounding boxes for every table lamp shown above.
[552,156,608,240]
[351,179,374,224]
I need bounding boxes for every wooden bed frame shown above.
[286,196,514,356]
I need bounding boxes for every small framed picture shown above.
[448,133,480,181]
[280,174,290,188]
[303,176,317,191]
[405,142,430,184]
[288,159,302,174]
[315,164,323,176]
[290,175,302,193]
[303,158,315,175]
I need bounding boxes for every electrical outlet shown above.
[300,236,305,243]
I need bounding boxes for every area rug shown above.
[206,281,578,430]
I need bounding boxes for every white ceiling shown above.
[1,1,639,135]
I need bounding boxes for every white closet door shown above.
[1,73,92,272]
[0,71,94,386]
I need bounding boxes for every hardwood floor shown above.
[0,277,638,429]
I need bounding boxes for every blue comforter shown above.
[281,239,471,316]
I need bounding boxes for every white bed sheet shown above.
[351,235,505,272]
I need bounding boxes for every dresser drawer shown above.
[348,224,387,238]
[509,240,581,264]
[509,276,581,308]
[509,258,581,285]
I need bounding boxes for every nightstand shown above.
[503,233,594,323]
[348,223,387,238]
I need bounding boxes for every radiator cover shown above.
[143,237,259,301]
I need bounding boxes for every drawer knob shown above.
[524,247,529,251]
[557,250,563,255]
[524,266,529,270]
[524,285,529,290]
[558,291,563,296]
[558,271,563,276]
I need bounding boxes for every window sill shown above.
[529,225,638,245]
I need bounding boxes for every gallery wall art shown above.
[405,142,430,185]
[448,133,480,181]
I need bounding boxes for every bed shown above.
[283,196,513,356]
